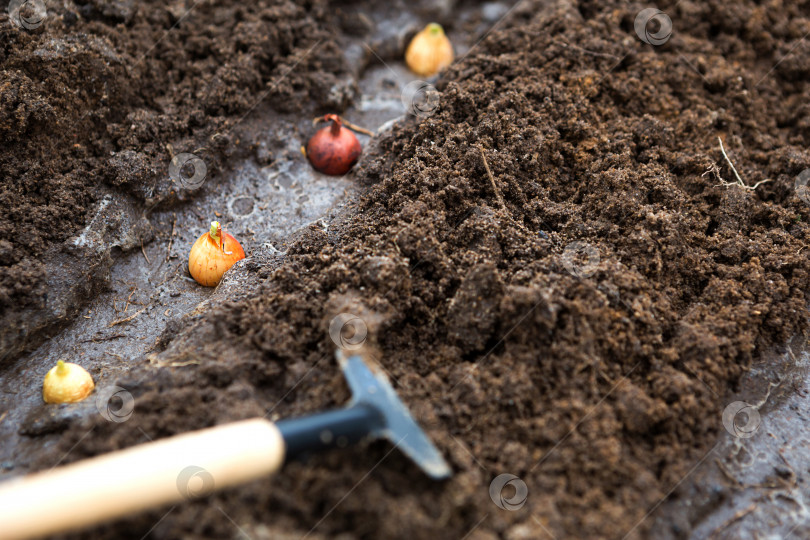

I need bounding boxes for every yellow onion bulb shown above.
[405,23,454,77]
[43,360,95,404]
[188,221,246,287]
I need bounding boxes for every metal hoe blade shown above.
[337,351,452,480]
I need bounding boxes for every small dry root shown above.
[704,137,771,191]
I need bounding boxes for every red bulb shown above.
[306,114,362,176]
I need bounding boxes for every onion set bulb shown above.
[305,114,362,176]
[188,221,246,287]
[43,360,95,404]
[405,23,454,77]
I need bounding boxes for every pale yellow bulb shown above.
[405,23,454,77]
[43,360,95,404]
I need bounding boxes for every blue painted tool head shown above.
[337,351,452,480]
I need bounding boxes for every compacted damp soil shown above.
[0,0,355,360]
[3,0,810,538]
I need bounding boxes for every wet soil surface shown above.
[654,338,810,539]
[2,0,810,538]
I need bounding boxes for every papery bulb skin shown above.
[306,114,362,176]
[188,221,246,287]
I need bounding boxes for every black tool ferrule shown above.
[276,403,385,461]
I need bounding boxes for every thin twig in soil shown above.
[715,458,743,488]
[716,453,785,491]
[109,307,146,327]
[710,503,757,537]
[149,351,198,368]
[167,359,200,367]
[156,261,186,289]
[141,240,150,264]
[560,40,622,60]
[166,214,177,262]
[776,451,798,488]
[473,148,545,242]
[714,137,772,191]
[478,145,507,211]
[81,333,128,343]
[123,287,137,313]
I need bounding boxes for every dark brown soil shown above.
[6,0,810,538]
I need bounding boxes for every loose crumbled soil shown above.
[5,0,810,538]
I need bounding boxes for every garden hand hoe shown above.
[0,352,451,540]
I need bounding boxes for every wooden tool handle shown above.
[0,418,285,540]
